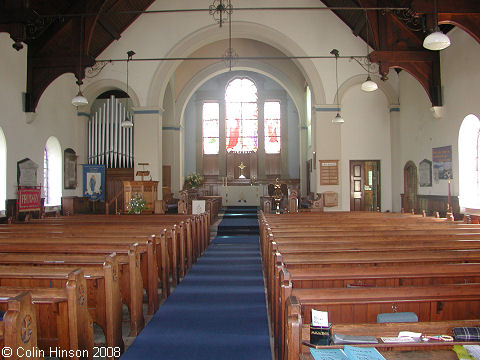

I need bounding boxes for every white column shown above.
[133,106,163,199]
[389,104,401,212]
[313,104,342,210]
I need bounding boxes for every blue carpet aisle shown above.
[120,206,272,360]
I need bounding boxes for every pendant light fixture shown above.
[121,50,135,129]
[331,49,344,124]
[361,10,378,92]
[423,0,450,51]
[72,17,88,107]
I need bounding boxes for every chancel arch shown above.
[182,71,300,203]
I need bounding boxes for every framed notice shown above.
[419,159,432,187]
[319,160,339,185]
[432,145,452,181]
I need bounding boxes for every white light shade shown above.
[332,113,344,124]
[423,30,451,51]
[72,91,88,107]
[121,119,133,128]
[361,76,378,92]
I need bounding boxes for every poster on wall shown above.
[82,164,105,201]
[419,159,432,187]
[432,145,452,181]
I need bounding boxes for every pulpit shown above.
[123,181,158,214]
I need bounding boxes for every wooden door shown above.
[350,160,381,211]
[162,165,171,188]
[403,161,417,213]
[350,161,365,211]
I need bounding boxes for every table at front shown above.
[219,185,260,206]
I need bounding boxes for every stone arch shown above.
[147,21,325,110]
[335,74,398,107]
[82,79,141,112]
[175,59,306,129]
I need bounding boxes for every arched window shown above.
[43,137,62,206]
[264,101,281,153]
[225,78,258,152]
[459,114,480,210]
[202,102,220,154]
[0,127,6,212]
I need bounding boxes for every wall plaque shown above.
[419,159,432,187]
[17,158,38,187]
[319,160,339,185]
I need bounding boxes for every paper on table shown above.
[464,345,480,360]
[312,309,329,327]
[343,345,386,360]
[310,348,348,360]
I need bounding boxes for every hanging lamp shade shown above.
[121,116,134,128]
[423,29,451,50]
[72,89,88,107]
[361,76,378,92]
[332,112,344,124]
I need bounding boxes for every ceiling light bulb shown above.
[72,90,88,107]
[423,30,451,51]
[332,113,344,124]
[361,76,378,92]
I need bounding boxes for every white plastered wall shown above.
[391,27,480,212]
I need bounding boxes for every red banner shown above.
[18,187,41,212]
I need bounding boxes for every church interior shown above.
[0,0,480,359]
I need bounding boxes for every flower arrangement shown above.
[184,173,204,190]
[127,193,147,214]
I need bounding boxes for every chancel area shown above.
[1,1,480,359]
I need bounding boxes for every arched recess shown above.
[147,21,325,111]
[44,136,62,206]
[176,59,306,129]
[83,79,141,112]
[458,114,480,211]
[0,127,6,212]
[403,161,418,213]
[335,74,399,107]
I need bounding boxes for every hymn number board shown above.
[319,160,339,185]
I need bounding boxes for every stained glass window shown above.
[225,78,258,152]
[264,101,281,154]
[202,102,219,154]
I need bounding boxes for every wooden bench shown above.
[289,318,480,360]
[282,285,480,360]
[0,269,94,359]
[0,291,39,360]
[0,241,145,336]
[0,255,123,350]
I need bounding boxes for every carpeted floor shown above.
[120,207,271,360]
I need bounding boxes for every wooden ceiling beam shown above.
[439,13,480,45]
[370,50,442,106]
[411,0,480,15]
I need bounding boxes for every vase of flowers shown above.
[184,173,204,190]
[127,193,147,214]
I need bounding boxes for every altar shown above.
[220,185,260,206]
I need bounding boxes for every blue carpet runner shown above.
[120,207,271,360]
[217,207,259,236]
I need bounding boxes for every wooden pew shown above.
[0,291,39,360]
[0,255,124,350]
[288,315,480,360]
[282,285,480,360]
[0,241,145,336]
[0,269,94,359]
